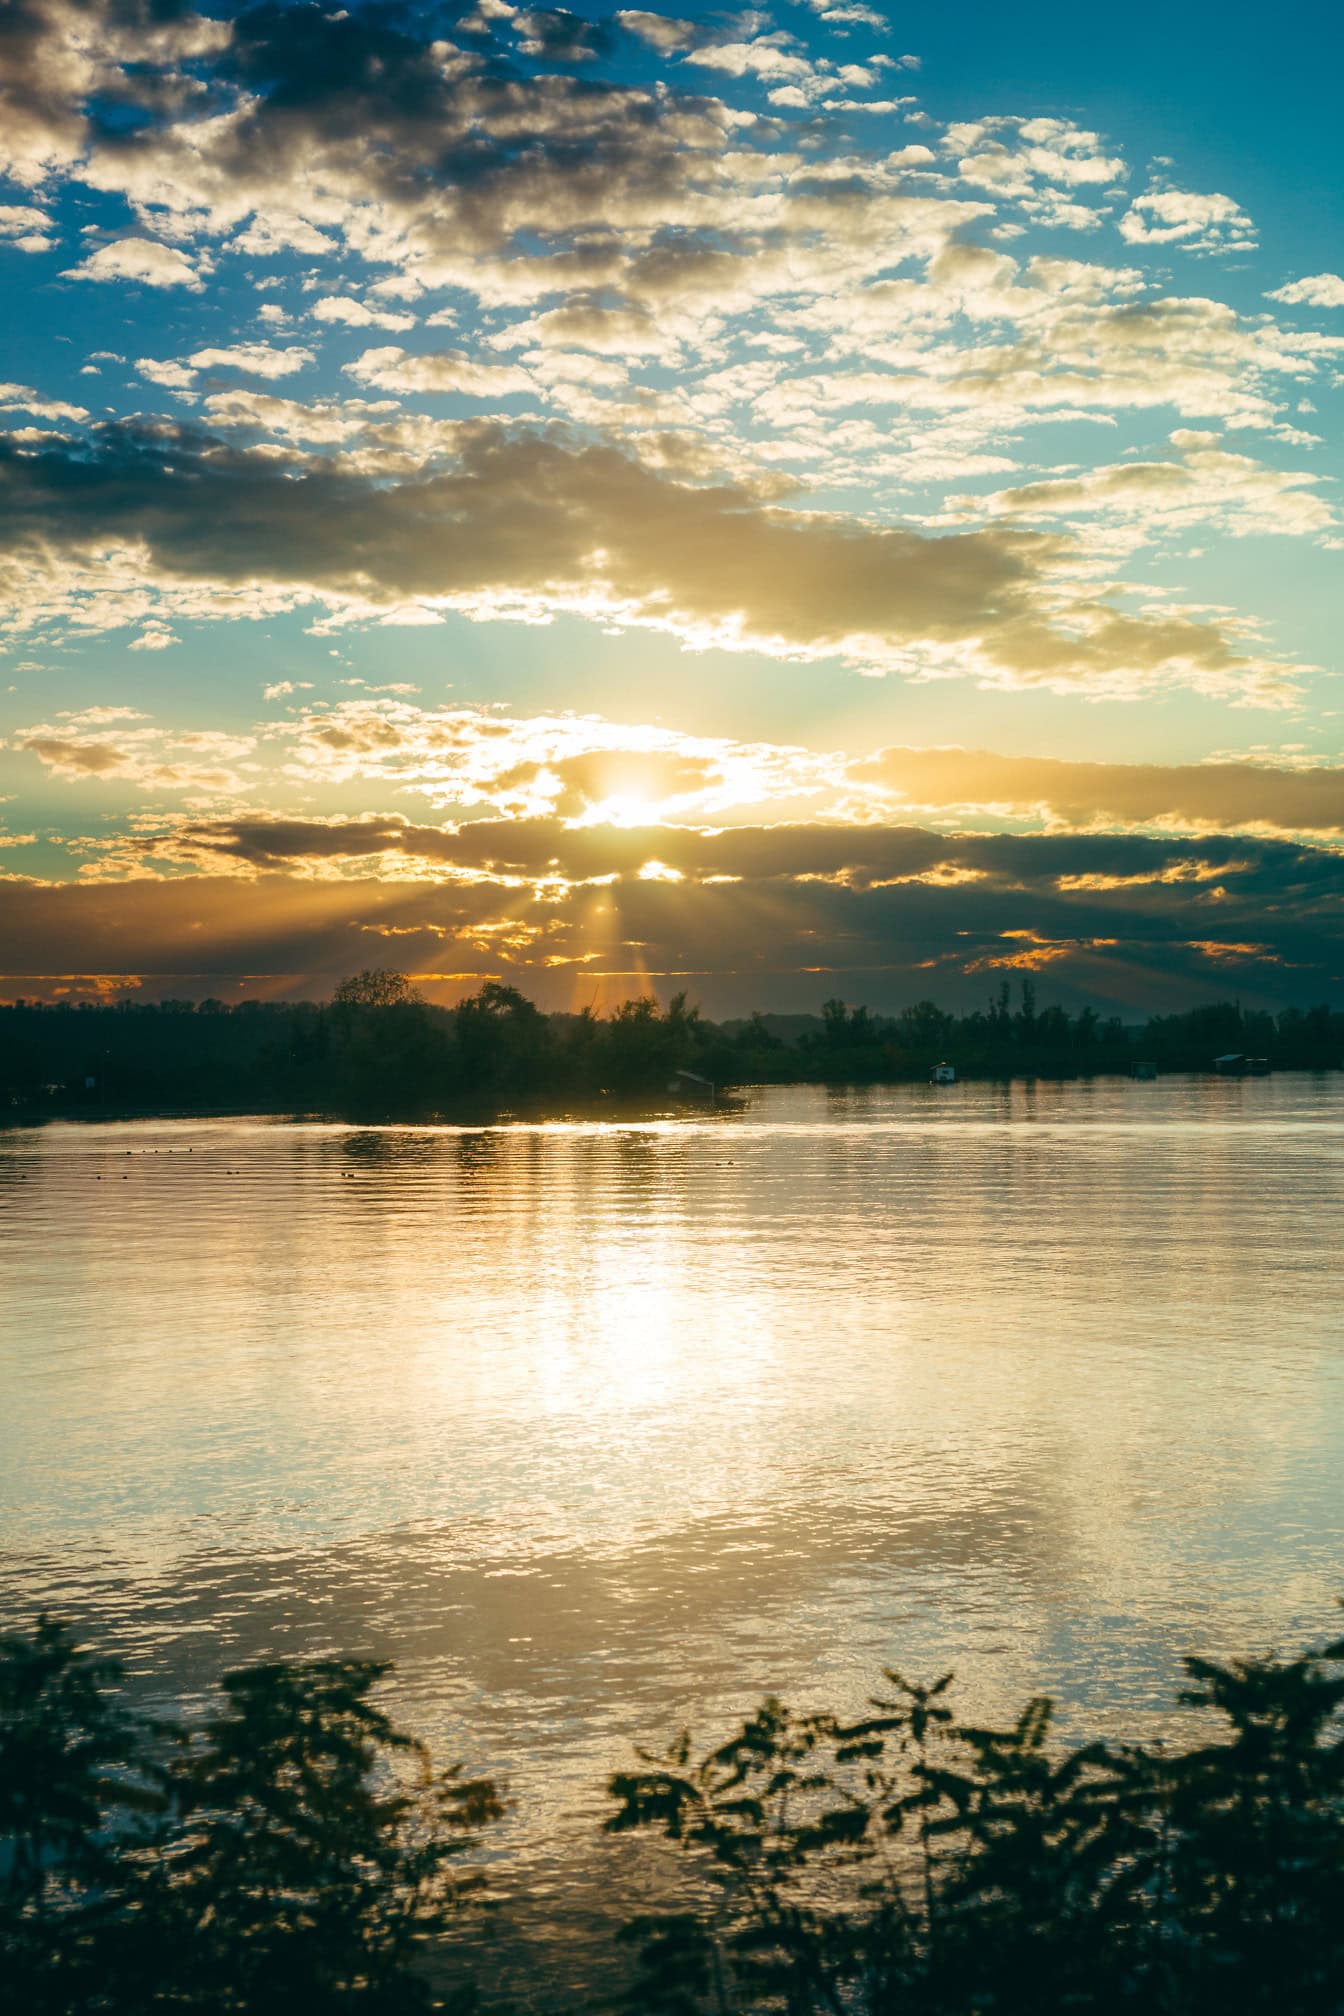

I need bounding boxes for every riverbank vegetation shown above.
[3,974,1343,1118]
[4,1613,1344,2014]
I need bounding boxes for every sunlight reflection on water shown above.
[3,1076,1344,1898]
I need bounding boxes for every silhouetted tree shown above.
[454,981,553,1094]
[3,984,1342,1115]
[334,971,425,1009]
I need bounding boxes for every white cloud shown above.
[186,344,316,380]
[61,238,204,290]
[1266,273,1344,308]
[947,432,1337,549]
[309,295,417,332]
[798,1,891,28]
[201,390,399,443]
[0,383,88,423]
[686,34,824,89]
[136,358,198,392]
[615,11,701,54]
[344,346,534,395]
[0,203,54,252]
[946,117,1126,229]
[230,213,339,257]
[1119,190,1256,254]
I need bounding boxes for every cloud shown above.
[798,1,893,29]
[944,116,1126,229]
[186,344,316,380]
[2,0,1332,502]
[776,283,1344,451]
[946,432,1338,549]
[308,295,417,333]
[13,709,254,795]
[0,0,230,189]
[268,701,820,823]
[1119,190,1257,254]
[685,34,823,89]
[199,390,399,445]
[343,346,535,396]
[1,0,1340,1015]
[0,422,1307,702]
[512,8,611,62]
[61,237,204,290]
[1267,273,1344,309]
[0,382,88,423]
[48,0,749,287]
[4,822,1341,1014]
[21,687,1344,868]
[136,357,198,392]
[616,11,704,54]
[252,705,1344,845]
[0,201,54,251]
[850,745,1344,842]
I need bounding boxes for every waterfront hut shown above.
[668,1067,715,1102]
[930,1062,956,1085]
[1132,1060,1158,1081]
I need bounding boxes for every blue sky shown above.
[1,0,1342,1011]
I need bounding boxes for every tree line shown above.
[3,971,1342,1116]
[5,1611,1344,2014]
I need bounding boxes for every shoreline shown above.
[4,1064,1337,1132]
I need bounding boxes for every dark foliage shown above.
[606,1631,1344,2016]
[5,1617,1344,2013]
[0,1619,502,2015]
[2,974,1342,1118]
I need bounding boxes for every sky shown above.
[1,0,1342,1015]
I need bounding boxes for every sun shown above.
[575,791,664,828]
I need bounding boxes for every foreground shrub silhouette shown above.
[4,1614,1344,2013]
[0,1616,153,2015]
[0,1620,502,2014]
[605,1637,1344,2015]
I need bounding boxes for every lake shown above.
[3,1076,1344,1928]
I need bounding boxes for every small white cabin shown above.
[930,1062,956,1085]
[668,1067,715,1102]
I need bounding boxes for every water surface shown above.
[4,1077,1343,1905]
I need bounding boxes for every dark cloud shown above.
[15,734,129,775]
[5,821,1342,1012]
[0,0,227,181]
[0,424,1290,693]
[513,9,613,63]
[856,747,1344,838]
[78,0,737,265]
